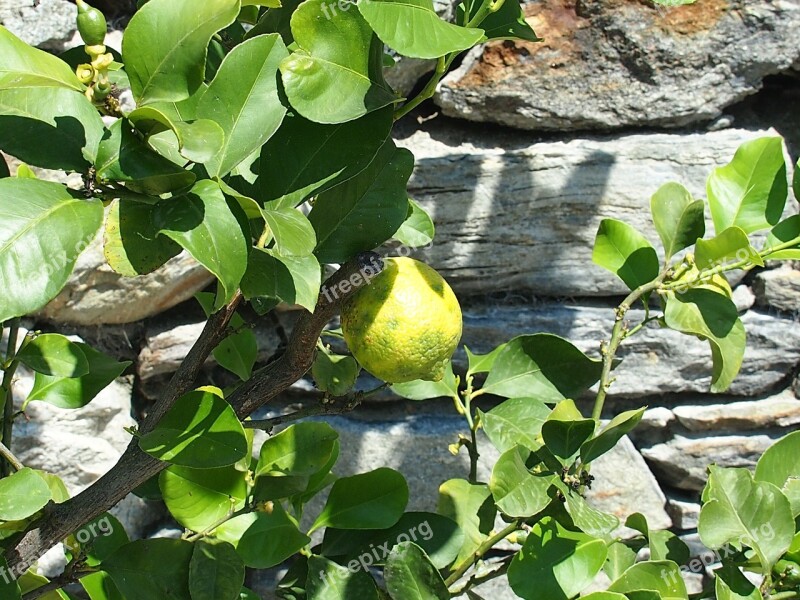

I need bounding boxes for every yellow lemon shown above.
[341,257,462,383]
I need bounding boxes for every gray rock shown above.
[672,390,800,431]
[732,285,757,312]
[754,266,800,313]
[397,125,789,297]
[435,0,800,131]
[667,496,701,531]
[640,433,779,491]
[38,232,214,326]
[0,0,76,50]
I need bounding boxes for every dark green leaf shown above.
[81,571,124,600]
[480,334,603,401]
[103,538,194,600]
[707,136,787,235]
[763,215,800,260]
[0,468,52,521]
[306,555,379,600]
[358,0,484,59]
[155,180,248,308]
[310,468,408,532]
[0,178,103,322]
[662,288,745,393]
[0,154,8,178]
[189,539,245,600]
[458,0,541,42]
[508,517,607,600]
[0,26,83,91]
[245,0,301,44]
[67,513,129,567]
[255,422,340,480]
[0,87,105,170]
[465,344,506,377]
[312,349,360,396]
[479,397,550,453]
[280,0,396,123]
[95,120,196,196]
[17,334,88,378]
[542,414,596,460]
[593,218,659,291]
[26,343,131,409]
[715,563,761,600]
[310,141,414,263]
[198,33,288,177]
[160,465,248,532]
[123,0,240,105]
[650,182,705,260]
[213,505,311,569]
[240,248,321,312]
[393,199,435,248]
[580,408,646,464]
[139,387,248,468]
[257,108,392,208]
[384,542,449,600]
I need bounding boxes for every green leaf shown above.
[755,430,800,517]
[198,33,288,177]
[582,594,628,600]
[196,298,258,382]
[257,108,392,208]
[139,387,248,468]
[384,542,449,600]
[255,422,339,480]
[26,343,131,409]
[155,180,248,308]
[103,538,193,600]
[358,0,484,60]
[650,182,705,260]
[559,483,620,539]
[490,446,553,518]
[81,572,124,600]
[0,26,83,91]
[465,344,505,377]
[103,199,182,277]
[479,397,550,454]
[542,413,595,461]
[306,555,379,600]
[280,0,395,124]
[127,107,226,165]
[68,513,129,567]
[0,179,103,322]
[437,479,495,565]
[715,563,761,600]
[763,215,800,260]
[662,288,745,393]
[160,465,247,532]
[262,207,317,257]
[699,465,793,570]
[625,513,689,564]
[0,468,52,521]
[458,0,541,42]
[95,120,196,196]
[312,349,360,396]
[393,199,435,248]
[310,468,409,532]
[189,539,245,600]
[603,542,637,582]
[310,141,415,263]
[794,157,799,201]
[0,87,105,171]
[321,512,463,570]
[213,505,311,569]
[707,136,788,235]
[391,361,458,401]
[608,561,688,600]
[240,248,321,312]
[580,407,646,464]
[123,0,240,105]
[593,218,660,291]
[695,226,763,270]
[480,334,603,401]
[17,334,88,378]
[508,517,607,600]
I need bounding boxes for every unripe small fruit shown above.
[76,0,107,47]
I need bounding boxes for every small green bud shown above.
[76,0,107,47]
[76,63,94,85]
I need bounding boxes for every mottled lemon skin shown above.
[341,257,462,383]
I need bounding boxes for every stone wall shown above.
[2,1,800,597]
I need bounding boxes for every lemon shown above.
[341,257,462,383]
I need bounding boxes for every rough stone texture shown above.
[754,266,800,313]
[38,233,214,326]
[435,0,800,131]
[640,433,779,491]
[667,496,701,531]
[672,390,800,431]
[10,367,163,537]
[396,124,793,297]
[733,284,757,312]
[0,0,76,50]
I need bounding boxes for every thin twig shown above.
[1,319,21,477]
[0,441,23,471]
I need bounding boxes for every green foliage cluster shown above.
[0,0,799,599]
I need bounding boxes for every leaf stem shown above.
[1,319,21,477]
[0,441,23,472]
[394,54,454,121]
[461,374,481,484]
[444,520,521,587]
